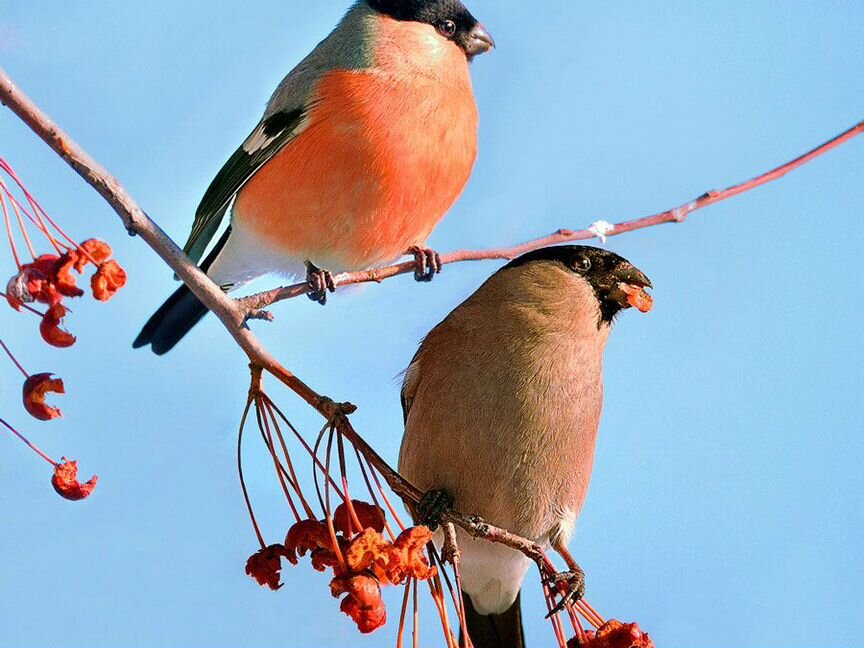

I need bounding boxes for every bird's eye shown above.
[570,255,592,272]
[437,20,457,37]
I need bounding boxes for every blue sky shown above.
[1,2,863,646]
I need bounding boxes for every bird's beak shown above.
[610,264,654,313]
[465,23,495,59]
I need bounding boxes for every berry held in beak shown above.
[618,283,654,313]
[611,264,653,313]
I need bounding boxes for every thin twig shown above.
[442,522,461,565]
[2,65,862,571]
[0,66,331,424]
[0,417,56,466]
[238,118,864,313]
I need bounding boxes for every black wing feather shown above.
[183,108,306,263]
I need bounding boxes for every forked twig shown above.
[2,65,862,583]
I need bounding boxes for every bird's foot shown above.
[305,260,336,305]
[543,566,586,618]
[415,488,454,531]
[407,246,442,283]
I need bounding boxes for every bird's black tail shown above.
[132,282,209,355]
[133,227,230,355]
[461,591,525,648]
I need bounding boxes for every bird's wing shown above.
[400,350,424,425]
[181,2,376,264]
[182,107,307,264]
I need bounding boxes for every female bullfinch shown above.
[399,246,653,648]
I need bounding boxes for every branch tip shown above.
[442,522,461,565]
[246,309,275,323]
[2,65,863,602]
[317,396,359,422]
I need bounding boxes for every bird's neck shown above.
[503,265,612,347]
[370,15,473,85]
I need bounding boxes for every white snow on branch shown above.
[588,220,616,244]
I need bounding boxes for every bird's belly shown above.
[400,374,602,615]
[402,377,603,545]
[232,69,478,273]
[471,408,598,543]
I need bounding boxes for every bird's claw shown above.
[415,488,454,531]
[543,567,586,618]
[305,261,336,305]
[408,247,442,283]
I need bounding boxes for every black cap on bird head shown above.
[367,0,495,59]
[505,245,654,324]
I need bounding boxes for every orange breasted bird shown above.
[134,0,494,354]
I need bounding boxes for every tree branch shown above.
[0,64,550,566]
[0,66,319,412]
[2,64,862,573]
[238,117,864,313]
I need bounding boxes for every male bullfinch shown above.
[135,0,494,354]
[398,246,653,648]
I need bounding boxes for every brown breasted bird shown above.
[134,0,494,354]
[398,245,653,648]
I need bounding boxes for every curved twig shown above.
[2,64,862,568]
[0,65,552,564]
[238,118,864,314]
